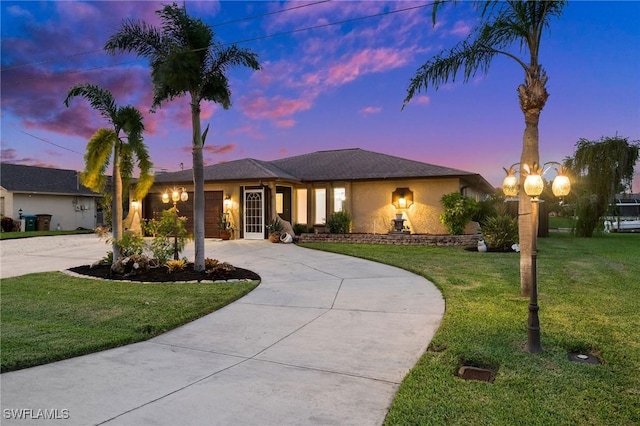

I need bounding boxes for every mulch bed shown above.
[68,263,261,283]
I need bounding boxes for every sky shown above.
[2,0,639,190]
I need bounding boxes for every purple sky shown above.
[2,1,639,189]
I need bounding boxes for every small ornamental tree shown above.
[439,193,479,235]
[564,136,639,237]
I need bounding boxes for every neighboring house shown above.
[146,148,494,239]
[0,163,102,231]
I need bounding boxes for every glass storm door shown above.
[244,189,264,240]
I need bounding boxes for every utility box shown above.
[36,214,52,231]
[23,214,37,232]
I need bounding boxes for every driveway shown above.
[1,236,444,425]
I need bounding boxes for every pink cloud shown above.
[326,48,411,86]
[360,106,382,116]
[226,124,265,139]
[450,20,472,37]
[239,93,312,121]
[412,95,431,105]
[276,119,296,128]
[203,144,236,155]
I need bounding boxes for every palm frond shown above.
[115,106,145,143]
[81,128,116,192]
[64,84,117,122]
[104,19,164,57]
[404,35,496,106]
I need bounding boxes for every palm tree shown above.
[104,3,260,271]
[404,0,566,296]
[64,84,153,263]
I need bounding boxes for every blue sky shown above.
[2,1,639,189]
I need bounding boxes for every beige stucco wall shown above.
[147,177,479,238]
[350,178,461,235]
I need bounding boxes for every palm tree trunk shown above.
[518,110,540,297]
[191,95,205,272]
[517,66,547,297]
[112,142,123,263]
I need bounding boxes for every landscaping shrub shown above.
[481,214,519,251]
[117,231,145,257]
[326,211,351,234]
[1,217,15,232]
[439,193,479,235]
[150,209,188,263]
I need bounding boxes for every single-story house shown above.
[0,163,103,231]
[145,148,495,239]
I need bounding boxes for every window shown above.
[276,193,284,214]
[333,187,346,212]
[296,189,307,224]
[315,188,326,224]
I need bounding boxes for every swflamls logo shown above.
[3,408,70,420]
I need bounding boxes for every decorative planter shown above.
[268,232,281,243]
[220,230,231,240]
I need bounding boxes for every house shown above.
[145,148,494,239]
[0,163,102,231]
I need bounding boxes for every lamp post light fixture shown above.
[162,187,189,260]
[502,162,571,353]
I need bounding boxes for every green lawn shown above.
[548,215,576,229]
[1,273,258,372]
[0,229,94,240]
[301,233,640,425]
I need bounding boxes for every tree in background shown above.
[105,3,260,271]
[564,136,639,237]
[64,84,153,263]
[404,1,566,296]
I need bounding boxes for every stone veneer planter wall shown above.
[296,233,481,246]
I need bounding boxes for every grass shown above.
[0,229,94,240]
[1,273,258,372]
[301,233,640,425]
[548,215,576,229]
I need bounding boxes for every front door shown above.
[244,189,264,240]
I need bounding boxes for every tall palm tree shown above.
[64,84,153,263]
[104,3,260,271]
[404,0,566,296]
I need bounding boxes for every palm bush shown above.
[481,215,519,251]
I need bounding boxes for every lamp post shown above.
[502,162,570,353]
[162,187,188,260]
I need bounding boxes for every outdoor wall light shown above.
[392,188,413,209]
[224,194,232,209]
[131,200,139,210]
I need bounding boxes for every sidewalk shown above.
[1,236,444,425]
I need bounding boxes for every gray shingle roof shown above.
[153,148,494,192]
[153,158,299,183]
[271,148,477,181]
[0,163,100,196]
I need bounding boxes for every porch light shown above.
[131,200,139,210]
[224,194,232,209]
[392,188,413,209]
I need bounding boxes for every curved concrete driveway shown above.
[1,237,444,425]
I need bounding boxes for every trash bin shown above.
[36,214,52,231]
[23,214,37,232]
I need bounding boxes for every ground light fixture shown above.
[162,187,189,260]
[501,162,571,353]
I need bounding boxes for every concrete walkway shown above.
[1,236,444,425]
